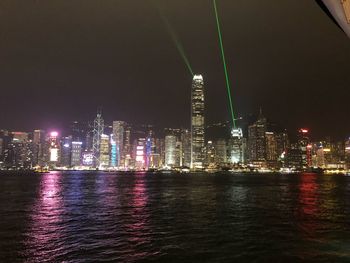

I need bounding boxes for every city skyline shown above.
[1,2,350,263]
[1,105,350,173]
[0,1,349,139]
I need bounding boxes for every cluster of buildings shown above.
[1,74,350,173]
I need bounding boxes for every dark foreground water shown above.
[0,172,350,262]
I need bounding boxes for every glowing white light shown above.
[50,131,58,137]
[136,156,144,162]
[50,148,58,162]
[231,128,243,138]
[193,75,203,81]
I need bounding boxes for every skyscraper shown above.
[92,110,104,168]
[135,138,146,170]
[191,74,205,169]
[60,136,72,167]
[265,132,278,168]
[99,134,109,169]
[123,125,132,168]
[71,141,82,167]
[48,131,60,168]
[110,134,117,168]
[206,141,216,167]
[298,129,311,169]
[112,121,126,167]
[229,128,245,164]
[165,135,177,167]
[181,129,191,167]
[215,139,227,165]
[145,130,156,169]
[248,110,267,165]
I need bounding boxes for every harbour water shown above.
[0,172,350,262]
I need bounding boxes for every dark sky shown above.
[0,0,349,140]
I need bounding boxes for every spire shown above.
[259,107,263,119]
[97,106,102,116]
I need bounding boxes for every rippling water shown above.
[0,172,350,262]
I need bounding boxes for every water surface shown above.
[0,172,349,262]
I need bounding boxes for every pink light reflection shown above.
[24,172,66,261]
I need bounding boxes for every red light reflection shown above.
[297,173,319,238]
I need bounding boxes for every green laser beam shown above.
[152,1,194,76]
[162,16,194,76]
[213,0,237,128]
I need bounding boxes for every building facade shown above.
[165,135,177,167]
[191,75,205,169]
[248,111,267,165]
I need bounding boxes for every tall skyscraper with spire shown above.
[191,75,205,169]
[92,109,104,168]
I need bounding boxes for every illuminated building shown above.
[330,141,346,166]
[112,121,126,167]
[145,130,156,169]
[85,132,93,152]
[123,125,132,168]
[92,109,104,168]
[82,151,94,167]
[0,130,12,168]
[276,132,289,165]
[60,136,72,167]
[12,132,28,142]
[175,141,183,167]
[286,144,303,169]
[165,135,177,167]
[70,121,88,147]
[229,128,245,164]
[248,110,267,165]
[206,141,216,167]
[191,74,205,169]
[181,129,191,167]
[345,138,350,169]
[265,132,278,168]
[155,138,165,167]
[99,134,109,169]
[48,131,60,167]
[6,132,32,169]
[33,130,46,166]
[316,142,329,168]
[298,129,311,169]
[110,134,117,167]
[135,138,146,170]
[149,153,161,169]
[71,141,82,167]
[313,140,346,169]
[215,139,227,165]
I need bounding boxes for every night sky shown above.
[0,0,349,139]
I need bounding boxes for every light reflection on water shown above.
[24,172,66,262]
[0,172,348,262]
